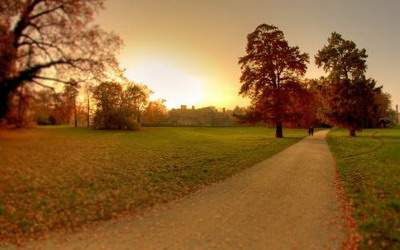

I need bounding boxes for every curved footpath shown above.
[12,130,346,250]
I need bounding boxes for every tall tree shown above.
[84,83,95,128]
[315,32,380,136]
[63,84,79,127]
[0,0,122,119]
[238,24,309,137]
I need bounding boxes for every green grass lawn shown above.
[328,127,400,249]
[0,126,305,244]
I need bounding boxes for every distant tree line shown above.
[2,79,248,130]
[142,105,246,127]
[4,84,78,127]
[17,72,392,133]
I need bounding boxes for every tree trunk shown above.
[0,83,12,119]
[349,128,356,137]
[276,122,283,138]
[74,97,78,128]
[137,107,141,124]
[17,92,24,128]
[87,96,90,128]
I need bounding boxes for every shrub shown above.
[36,114,60,125]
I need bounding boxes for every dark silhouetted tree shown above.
[238,24,309,137]
[0,0,122,119]
[315,32,381,136]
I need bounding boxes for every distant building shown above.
[167,105,238,126]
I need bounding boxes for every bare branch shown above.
[18,34,68,60]
[33,76,76,85]
[19,34,55,61]
[12,0,45,46]
[29,5,64,20]
[31,80,55,90]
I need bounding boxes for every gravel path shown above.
[16,130,346,250]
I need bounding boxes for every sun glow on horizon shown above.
[124,59,205,109]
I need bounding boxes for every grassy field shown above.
[0,126,305,244]
[328,127,400,249]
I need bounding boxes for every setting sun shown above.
[125,59,205,109]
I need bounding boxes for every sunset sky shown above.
[97,0,400,109]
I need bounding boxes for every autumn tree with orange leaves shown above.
[0,0,122,120]
[238,24,309,138]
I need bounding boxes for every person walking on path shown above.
[308,127,315,136]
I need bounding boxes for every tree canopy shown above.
[315,32,367,81]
